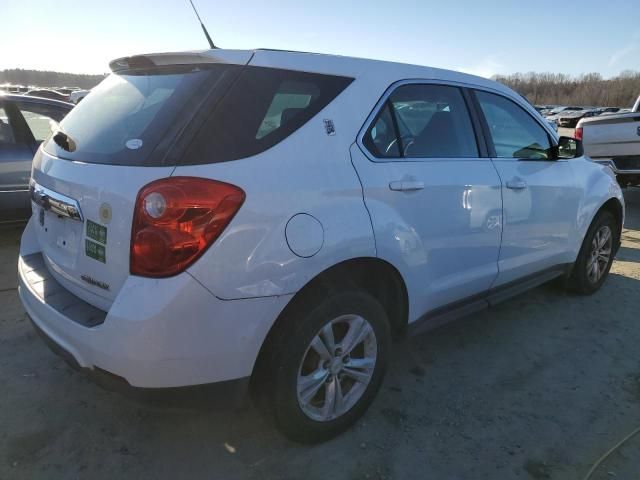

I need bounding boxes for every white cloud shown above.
[456,56,506,78]
[608,42,639,67]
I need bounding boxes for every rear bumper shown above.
[18,236,293,391]
[28,316,250,407]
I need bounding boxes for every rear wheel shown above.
[569,210,618,294]
[262,290,390,443]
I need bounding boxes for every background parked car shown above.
[545,106,586,122]
[55,87,78,96]
[535,105,559,116]
[576,94,640,187]
[597,107,621,115]
[0,93,73,223]
[24,89,70,102]
[538,106,558,116]
[599,107,623,116]
[70,89,90,104]
[556,109,597,128]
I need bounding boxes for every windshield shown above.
[43,64,240,166]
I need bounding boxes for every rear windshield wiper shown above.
[53,130,77,152]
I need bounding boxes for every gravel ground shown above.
[1,189,639,480]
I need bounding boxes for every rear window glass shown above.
[182,67,353,164]
[256,81,319,139]
[43,64,240,165]
[44,65,352,166]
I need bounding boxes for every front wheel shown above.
[265,290,390,443]
[569,210,618,294]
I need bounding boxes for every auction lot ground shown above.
[1,189,639,480]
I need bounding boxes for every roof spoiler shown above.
[109,56,155,72]
[109,50,254,73]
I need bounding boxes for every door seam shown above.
[349,142,378,257]
[488,157,505,291]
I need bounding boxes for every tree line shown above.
[493,71,640,108]
[0,69,105,90]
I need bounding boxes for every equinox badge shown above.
[80,274,110,291]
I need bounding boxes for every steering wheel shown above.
[385,135,415,156]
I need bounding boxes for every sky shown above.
[3,0,640,78]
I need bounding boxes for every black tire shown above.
[568,210,618,295]
[260,289,390,443]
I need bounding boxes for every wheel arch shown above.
[250,257,409,390]
[597,197,624,249]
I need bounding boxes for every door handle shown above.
[506,179,527,190]
[30,181,84,221]
[389,180,425,192]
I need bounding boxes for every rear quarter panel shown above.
[177,87,377,300]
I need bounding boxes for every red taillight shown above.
[130,177,245,277]
[574,126,583,141]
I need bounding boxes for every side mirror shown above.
[552,136,584,159]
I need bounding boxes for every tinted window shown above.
[44,64,240,165]
[256,81,320,139]
[185,67,353,164]
[0,107,16,144]
[475,91,551,160]
[16,102,69,142]
[363,84,478,159]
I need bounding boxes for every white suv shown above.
[18,49,624,442]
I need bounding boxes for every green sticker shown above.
[86,219,107,245]
[85,239,106,263]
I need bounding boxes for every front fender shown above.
[572,159,624,255]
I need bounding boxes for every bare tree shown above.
[493,71,640,107]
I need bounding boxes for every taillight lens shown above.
[131,177,245,277]
[574,127,583,141]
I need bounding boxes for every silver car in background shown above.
[0,94,72,223]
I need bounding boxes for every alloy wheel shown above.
[296,314,377,422]
[587,225,612,284]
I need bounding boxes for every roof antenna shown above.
[187,0,217,49]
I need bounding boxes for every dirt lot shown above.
[1,189,640,480]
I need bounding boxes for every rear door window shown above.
[363,84,479,159]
